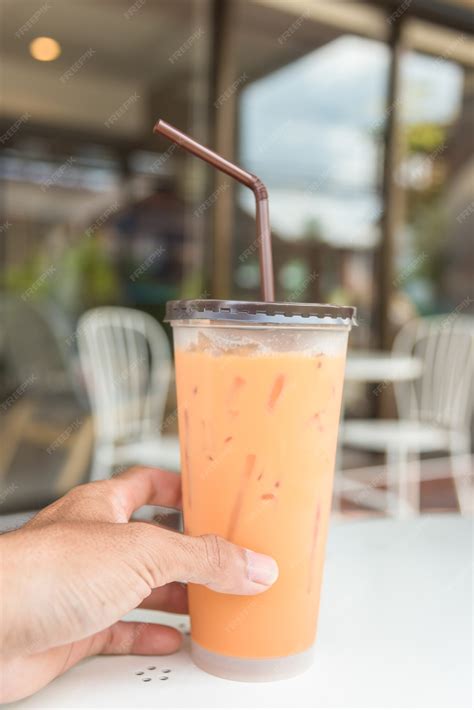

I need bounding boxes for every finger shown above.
[110,466,182,519]
[65,622,180,665]
[97,621,182,655]
[139,582,188,614]
[134,524,279,595]
[27,467,182,527]
[1,624,181,703]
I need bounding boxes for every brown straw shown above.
[154,119,274,302]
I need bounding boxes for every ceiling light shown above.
[29,36,61,62]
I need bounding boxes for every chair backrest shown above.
[77,307,171,442]
[392,314,474,431]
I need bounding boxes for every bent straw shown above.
[154,119,275,302]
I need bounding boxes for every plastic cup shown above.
[166,299,356,681]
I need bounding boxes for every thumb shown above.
[135,525,279,595]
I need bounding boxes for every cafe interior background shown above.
[0,0,473,519]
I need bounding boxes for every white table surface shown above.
[345,351,423,383]
[7,514,472,709]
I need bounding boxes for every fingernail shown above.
[245,550,279,586]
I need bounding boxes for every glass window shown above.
[393,24,474,328]
[233,0,389,346]
[0,0,211,508]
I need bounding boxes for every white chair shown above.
[77,307,180,481]
[342,315,474,516]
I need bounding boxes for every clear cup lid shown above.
[165,300,357,327]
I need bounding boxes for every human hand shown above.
[0,467,278,702]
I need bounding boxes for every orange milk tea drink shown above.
[166,300,356,681]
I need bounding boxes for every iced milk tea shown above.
[168,304,354,680]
